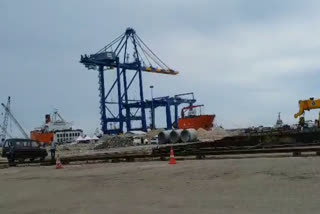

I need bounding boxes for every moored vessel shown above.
[30,111,83,144]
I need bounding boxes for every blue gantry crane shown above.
[134,92,196,130]
[80,28,195,134]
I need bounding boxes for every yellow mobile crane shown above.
[294,97,320,127]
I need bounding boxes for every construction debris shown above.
[94,135,134,150]
[59,145,71,151]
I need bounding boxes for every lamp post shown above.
[150,85,155,129]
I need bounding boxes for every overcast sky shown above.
[1,0,320,136]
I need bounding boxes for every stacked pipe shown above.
[158,130,171,144]
[181,128,198,143]
[169,129,183,144]
[158,129,198,144]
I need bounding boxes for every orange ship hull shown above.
[30,131,54,144]
[178,115,214,130]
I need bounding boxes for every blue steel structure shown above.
[133,93,196,130]
[80,28,195,134]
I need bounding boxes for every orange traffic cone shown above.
[56,154,63,169]
[169,147,176,165]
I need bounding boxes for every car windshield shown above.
[6,140,39,147]
[31,141,39,147]
[14,141,26,147]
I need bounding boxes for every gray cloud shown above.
[1,0,320,136]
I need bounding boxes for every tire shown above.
[7,157,15,166]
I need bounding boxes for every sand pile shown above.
[55,143,97,157]
[94,135,133,150]
[145,129,164,143]
[146,129,163,138]
[197,127,231,141]
[57,143,95,152]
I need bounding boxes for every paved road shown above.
[1,157,319,213]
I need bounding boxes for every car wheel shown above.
[7,158,15,166]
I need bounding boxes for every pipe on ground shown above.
[181,129,198,143]
[158,131,171,144]
[169,129,183,144]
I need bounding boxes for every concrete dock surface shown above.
[1,157,320,214]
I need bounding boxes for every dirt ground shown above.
[1,157,320,214]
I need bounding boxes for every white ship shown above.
[30,110,83,144]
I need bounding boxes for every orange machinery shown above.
[178,105,215,130]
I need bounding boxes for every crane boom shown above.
[294,98,320,118]
[1,103,29,139]
[0,124,13,138]
[0,96,10,140]
[54,110,66,122]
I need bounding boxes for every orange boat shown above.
[30,131,54,144]
[178,105,215,130]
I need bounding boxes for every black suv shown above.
[2,138,48,163]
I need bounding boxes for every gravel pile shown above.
[94,135,134,150]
